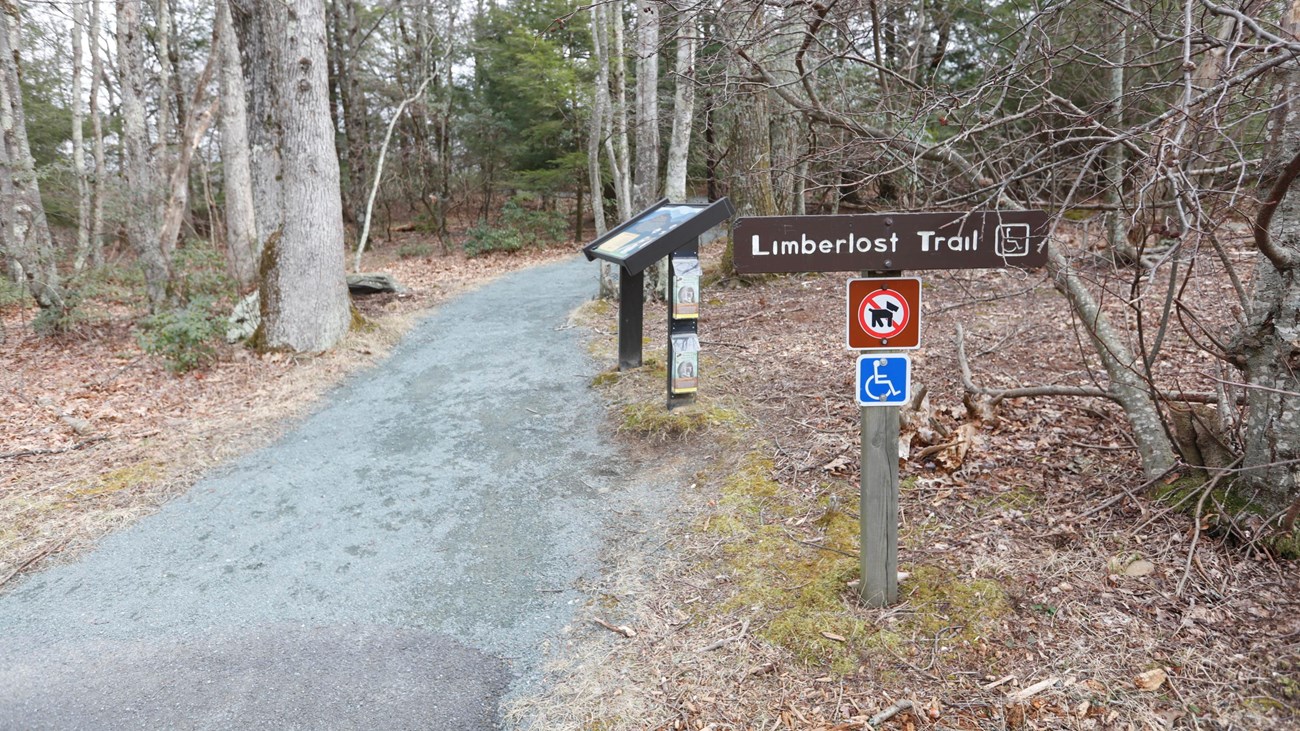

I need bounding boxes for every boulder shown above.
[347,272,406,295]
[226,291,260,343]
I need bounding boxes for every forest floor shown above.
[2,221,1298,730]
[510,223,1300,730]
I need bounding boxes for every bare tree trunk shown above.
[157,44,220,274]
[116,0,168,307]
[1047,246,1175,478]
[609,1,632,221]
[355,75,432,271]
[589,2,609,237]
[632,0,659,209]
[242,0,351,353]
[1235,1,1300,516]
[589,3,619,299]
[89,0,106,266]
[341,0,369,238]
[633,0,666,297]
[665,8,695,203]
[0,3,63,312]
[218,0,258,290]
[157,0,171,147]
[231,0,282,247]
[72,0,91,273]
[1104,1,1134,262]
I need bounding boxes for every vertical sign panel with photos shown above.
[667,248,701,408]
[672,256,701,320]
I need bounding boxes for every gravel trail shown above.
[0,256,653,730]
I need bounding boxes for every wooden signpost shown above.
[583,198,735,407]
[734,211,1050,607]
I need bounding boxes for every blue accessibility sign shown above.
[856,355,911,406]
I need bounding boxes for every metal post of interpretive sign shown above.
[730,210,1049,607]
[583,198,735,403]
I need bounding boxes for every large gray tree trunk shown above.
[633,0,666,298]
[0,3,63,312]
[241,0,351,353]
[231,1,283,249]
[116,0,167,307]
[218,0,258,290]
[632,0,659,209]
[664,8,695,203]
[589,3,618,300]
[588,2,609,238]
[609,3,632,222]
[1236,21,1300,517]
[71,0,91,272]
[88,0,106,267]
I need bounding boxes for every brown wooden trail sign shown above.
[732,210,1049,274]
[730,209,1051,607]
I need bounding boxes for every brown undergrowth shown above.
[510,224,1298,730]
[0,237,573,587]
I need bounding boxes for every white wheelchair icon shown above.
[862,358,902,401]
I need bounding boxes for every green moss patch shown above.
[707,455,866,673]
[619,400,746,441]
[1152,475,1300,558]
[72,463,163,499]
[699,452,1010,675]
[972,484,1042,513]
[590,368,621,388]
[898,565,1010,644]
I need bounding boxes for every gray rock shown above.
[225,291,260,343]
[347,272,405,295]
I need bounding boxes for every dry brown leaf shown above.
[821,456,851,474]
[1134,667,1167,691]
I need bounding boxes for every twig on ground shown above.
[1177,459,1242,597]
[783,530,859,558]
[1076,465,1180,520]
[1007,677,1060,702]
[982,674,1017,690]
[0,540,69,589]
[868,699,913,728]
[699,618,751,652]
[0,435,109,461]
[592,617,637,638]
[735,306,803,325]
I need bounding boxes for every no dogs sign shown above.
[846,277,921,349]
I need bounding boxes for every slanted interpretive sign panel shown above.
[584,198,737,275]
[732,210,1049,274]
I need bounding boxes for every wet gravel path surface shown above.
[0,257,655,730]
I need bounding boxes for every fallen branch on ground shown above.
[0,540,69,589]
[868,699,913,728]
[0,435,108,461]
[592,617,636,638]
[1007,677,1060,702]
